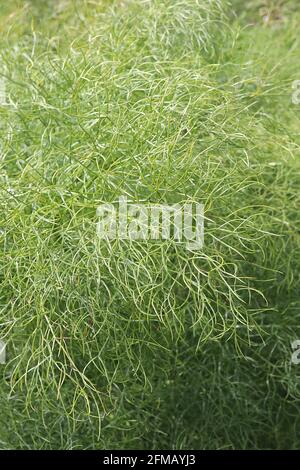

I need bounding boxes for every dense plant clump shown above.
[0,0,300,449]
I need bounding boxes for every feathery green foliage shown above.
[0,0,300,449]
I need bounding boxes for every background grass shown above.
[0,0,300,449]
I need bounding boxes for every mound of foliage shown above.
[0,0,300,449]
